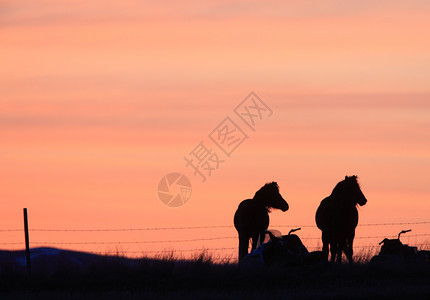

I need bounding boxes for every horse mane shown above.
[254,181,279,197]
[330,175,360,201]
[254,181,279,212]
[331,181,344,196]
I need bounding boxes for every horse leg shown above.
[345,245,353,264]
[336,240,345,263]
[321,232,329,261]
[238,234,249,262]
[251,232,261,251]
[257,231,266,248]
[330,242,337,263]
[345,236,354,264]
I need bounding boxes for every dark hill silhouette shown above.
[0,247,141,276]
[0,246,429,299]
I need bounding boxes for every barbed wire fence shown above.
[2,221,430,233]
[1,221,429,259]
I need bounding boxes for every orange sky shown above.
[1,1,430,259]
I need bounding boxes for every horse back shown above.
[316,196,359,232]
[234,199,269,234]
[315,197,331,230]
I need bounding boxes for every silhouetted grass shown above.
[0,247,429,299]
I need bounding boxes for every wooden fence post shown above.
[23,208,31,276]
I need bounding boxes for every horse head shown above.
[344,175,367,206]
[254,181,289,212]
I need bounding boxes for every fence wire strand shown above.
[1,221,429,233]
[1,221,429,255]
[1,234,429,246]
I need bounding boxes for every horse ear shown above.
[345,175,348,180]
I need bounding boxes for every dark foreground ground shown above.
[0,248,429,299]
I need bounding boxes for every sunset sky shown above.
[1,1,429,259]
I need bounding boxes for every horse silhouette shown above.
[315,175,367,263]
[234,182,288,261]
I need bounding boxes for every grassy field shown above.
[0,248,429,299]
